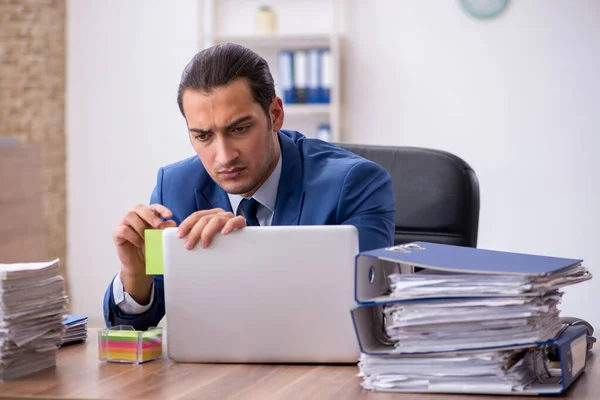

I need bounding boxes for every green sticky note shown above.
[145,229,164,275]
[105,330,140,342]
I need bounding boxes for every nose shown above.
[214,136,239,167]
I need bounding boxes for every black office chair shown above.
[337,143,480,248]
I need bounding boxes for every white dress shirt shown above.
[112,154,283,314]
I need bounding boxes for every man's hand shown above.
[177,208,247,250]
[113,204,177,304]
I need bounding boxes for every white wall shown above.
[68,0,599,329]
[344,1,600,328]
[67,0,199,327]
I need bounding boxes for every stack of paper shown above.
[383,294,564,353]
[387,264,591,300]
[379,264,591,353]
[0,259,67,381]
[353,241,593,394]
[61,315,88,346]
[359,349,538,392]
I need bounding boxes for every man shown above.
[103,43,395,330]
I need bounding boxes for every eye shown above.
[194,133,211,141]
[233,125,250,133]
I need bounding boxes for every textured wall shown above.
[0,0,68,292]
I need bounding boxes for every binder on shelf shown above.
[316,123,331,142]
[320,49,331,104]
[277,48,332,105]
[293,50,307,103]
[307,49,321,104]
[277,50,295,104]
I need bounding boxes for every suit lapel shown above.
[272,132,305,225]
[194,179,233,213]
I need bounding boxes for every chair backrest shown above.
[337,143,480,248]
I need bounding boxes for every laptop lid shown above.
[162,225,360,364]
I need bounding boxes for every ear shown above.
[269,97,284,132]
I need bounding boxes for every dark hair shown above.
[177,43,276,123]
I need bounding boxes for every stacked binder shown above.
[0,259,68,381]
[351,242,592,395]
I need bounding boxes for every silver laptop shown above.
[162,225,360,364]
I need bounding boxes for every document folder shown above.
[350,242,592,395]
[354,241,586,305]
[355,324,589,396]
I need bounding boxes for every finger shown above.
[123,211,152,242]
[221,216,247,235]
[159,220,177,229]
[177,208,225,238]
[200,215,232,248]
[133,204,163,228]
[184,214,215,250]
[113,225,144,248]
[149,204,173,220]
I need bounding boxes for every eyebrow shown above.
[189,115,254,134]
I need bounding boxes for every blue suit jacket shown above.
[103,130,395,329]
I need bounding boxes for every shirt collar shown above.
[227,153,282,215]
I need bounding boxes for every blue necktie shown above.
[239,198,261,226]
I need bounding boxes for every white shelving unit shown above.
[198,0,346,142]
[284,104,331,115]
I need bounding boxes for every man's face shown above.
[182,78,284,197]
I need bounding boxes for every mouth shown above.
[218,167,245,180]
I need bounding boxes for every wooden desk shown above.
[0,330,596,400]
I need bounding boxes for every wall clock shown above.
[461,0,509,19]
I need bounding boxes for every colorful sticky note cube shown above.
[98,326,162,364]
